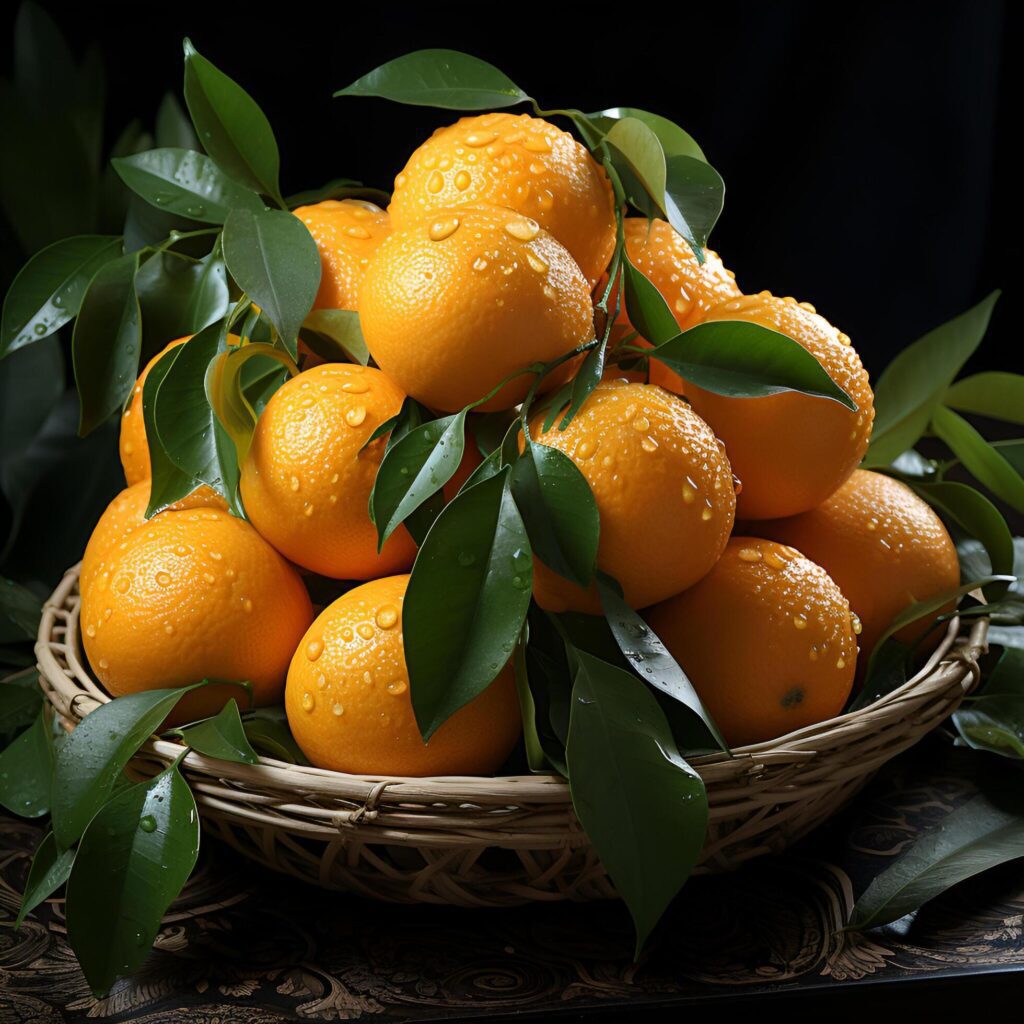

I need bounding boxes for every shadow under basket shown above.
[36,563,986,908]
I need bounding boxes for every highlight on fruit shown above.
[1,32,1019,999]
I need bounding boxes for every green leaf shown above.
[302,309,370,365]
[66,762,200,996]
[404,471,532,739]
[0,707,53,818]
[1,235,123,359]
[136,248,230,346]
[0,669,43,746]
[510,440,599,587]
[865,291,1000,466]
[622,250,678,345]
[371,410,467,548]
[589,108,706,161]
[605,117,666,215]
[556,341,606,429]
[155,92,199,151]
[152,322,239,506]
[945,372,1024,426]
[596,574,726,753]
[51,682,207,848]
[650,320,857,409]
[566,650,707,954]
[852,575,1013,709]
[113,148,264,224]
[0,576,43,644]
[72,253,142,435]
[335,49,530,109]
[846,775,1024,930]
[662,154,725,253]
[15,830,75,927]
[914,481,1014,601]
[512,633,546,772]
[931,406,1024,513]
[141,345,201,514]
[172,698,258,764]
[182,39,282,203]
[956,536,1024,626]
[222,207,321,353]
[13,3,77,116]
[241,706,308,765]
[954,648,1024,758]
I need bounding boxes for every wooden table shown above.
[1,739,1021,1022]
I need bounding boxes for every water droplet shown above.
[341,380,369,394]
[682,483,697,504]
[332,702,344,716]
[523,135,551,153]
[345,225,371,239]
[851,613,863,635]
[164,622,175,635]
[511,575,530,590]
[511,549,531,571]
[316,672,327,689]
[429,215,460,241]
[139,815,157,833]
[98,658,109,670]
[631,415,650,432]
[202,571,216,584]
[505,217,540,242]
[426,170,444,194]
[341,627,354,642]
[306,639,323,661]
[793,615,808,630]
[86,623,97,637]
[304,503,315,518]
[836,657,847,669]
[115,576,131,594]
[458,550,477,567]
[376,604,399,629]
[763,551,787,570]
[301,692,316,712]
[640,436,659,452]
[454,169,471,190]
[701,507,713,521]
[737,547,762,564]
[472,256,489,272]
[242,598,253,613]
[345,406,367,427]
[386,679,408,695]
[358,623,374,640]
[525,251,548,275]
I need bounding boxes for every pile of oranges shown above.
[80,110,961,773]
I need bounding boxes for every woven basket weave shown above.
[36,563,986,907]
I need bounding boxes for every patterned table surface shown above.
[1,739,1021,1022]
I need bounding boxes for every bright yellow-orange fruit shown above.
[359,204,594,413]
[293,198,390,311]
[618,217,742,394]
[80,481,226,592]
[240,363,416,579]
[80,505,313,725]
[754,469,960,665]
[529,379,736,613]
[285,575,521,775]
[645,537,858,747]
[119,337,189,485]
[685,293,875,519]
[388,112,616,286]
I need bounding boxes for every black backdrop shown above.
[2,0,1018,377]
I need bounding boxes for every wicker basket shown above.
[36,563,986,907]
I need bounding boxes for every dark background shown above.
[2,0,1017,378]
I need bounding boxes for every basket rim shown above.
[36,561,987,803]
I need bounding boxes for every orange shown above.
[240,363,417,579]
[293,198,390,311]
[388,112,616,286]
[359,204,594,413]
[616,217,742,394]
[285,575,521,775]
[645,537,858,747]
[685,293,875,519]
[80,481,225,592]
[119,337,188,485]
[529,379,736,613]
[753,469,960,665]
[80,504,313,725]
